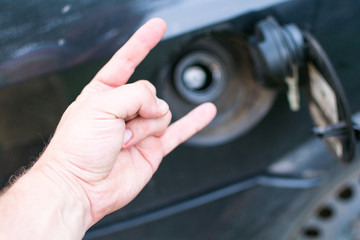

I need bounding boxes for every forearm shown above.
[0,158,91,240]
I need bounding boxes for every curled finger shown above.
[123,111,172,148]
[93,80,169,120]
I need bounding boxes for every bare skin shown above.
[0,18,216,239]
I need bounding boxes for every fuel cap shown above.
[250,17,356,163]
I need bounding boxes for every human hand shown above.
[33,18,216,227]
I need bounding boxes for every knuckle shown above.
[86,93,100,106]
[165,111,172,125]
[134,80,149,93]
[137,80,156,95]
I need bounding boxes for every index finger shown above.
[82,18,167,94]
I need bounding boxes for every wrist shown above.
[34,153,94,229]
[0,154,93,239]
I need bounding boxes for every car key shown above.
[285,65,300,111]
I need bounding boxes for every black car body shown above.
[1,0,360,239]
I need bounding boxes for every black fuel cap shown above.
[249,16,304,88]
[249,17,356,163]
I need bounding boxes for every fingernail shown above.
[123,129,133,145]
[156,97,168,112]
